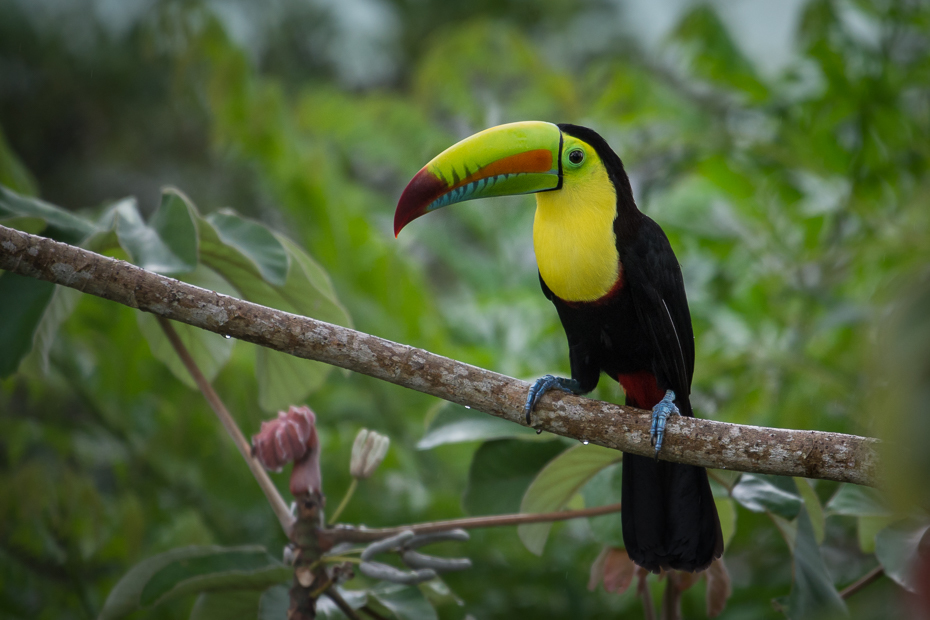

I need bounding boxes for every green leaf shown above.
[857,515,896,554]
[715,496,737,550]
[795,478,825,545]
[462,439,565,516]
[0,127,37,195]
[581,462,624,548]
[0,272,55,377]
[518,444,621,555]
[151,189,200,270]
[418,578,462,608]
[197,217,351,411]
[874,519,930,592]
[825,484,891,517]
[190,590,261,620]
[315,588,368,620]
[258,585,290,620]
[0,184,96,243]
[208,209,287,286]
[0,215,46,234]
[369,583,437,620]
[26,286,81,374]
[771,512,797,550]
[787,507,847,619]
[99,545,291,620]
[113,197,196,274]
[136,265,238,387]
[418,404,538,449]
[731,474,802,519]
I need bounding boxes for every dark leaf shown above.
[0,184,96,243]
[99,546,291,619]
[189,590,261,620]
[462,438,564,516]
[0,273,55,377]
[874,519,930,592]
[826,484,891,517]
[787,508,847,619]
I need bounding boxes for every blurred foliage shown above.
[1,0,930,618]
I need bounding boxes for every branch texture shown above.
[0,225,879,486]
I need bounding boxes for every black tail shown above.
[621,452,723,573]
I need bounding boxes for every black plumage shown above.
[541,124,724,573]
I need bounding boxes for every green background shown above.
[1,0,929,618]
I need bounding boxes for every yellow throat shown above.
[532,155,621,303]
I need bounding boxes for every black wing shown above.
[623,217,695,416]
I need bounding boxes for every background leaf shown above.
[99,546,290,620]
[787,507,847,619]
[113,197,196,275]
[581,462,624,548]
[369,583,437,620]
[462,438,565,516]
[0,273,54,378]
[189,590,261,620]
[418,403,538,449]
[874,519,930,592]
[795,478,825,545]
[518,444,620,555]
[731,474,802,519]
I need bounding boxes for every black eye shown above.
[568,149,584,165]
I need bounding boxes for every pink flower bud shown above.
[252,405,318,472]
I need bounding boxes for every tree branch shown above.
[322,502,624,544]
[0,224,880,486]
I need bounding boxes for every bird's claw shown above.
[650,390,679,457]
[524,375,581,426]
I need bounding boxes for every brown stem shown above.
[156,317,295,534]
[840,565,884,599]
[641,576,656,620]
[321,502,624,544]
[0,225,881,487]
[360,606,390,620]
[660,573,682,620]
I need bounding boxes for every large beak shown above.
[394,121,562,236]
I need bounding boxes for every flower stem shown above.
[328,478,358,525]
[157,317,295,534]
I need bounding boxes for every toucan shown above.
[394,121,723,573]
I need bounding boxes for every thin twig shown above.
[324,589,362,620]
[0,225,881,487]
[840,565,884,599]
[157,317,295,534]
[322,502,624,544]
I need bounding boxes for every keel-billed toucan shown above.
[394,121,723,573]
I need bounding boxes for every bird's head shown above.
[393,121,625,236]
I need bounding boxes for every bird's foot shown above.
[650,390,679,457]
[524,375,583,425]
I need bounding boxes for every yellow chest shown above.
[532,177,621,303]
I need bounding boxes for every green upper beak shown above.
[394,121,563,236]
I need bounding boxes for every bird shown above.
[393,121,723,573]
